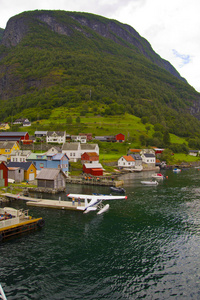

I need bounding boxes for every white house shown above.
[10,150,32,162]
[62,142,99,162]
[46,131,66,144]
[71,135,87,143]
[141,153,156,167]
[118,155,135,169]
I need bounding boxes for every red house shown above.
[115,133,125,143]
[0,132,30,142]
[83,163,103,176]
[0,162,8,187]
[81,152,99,164]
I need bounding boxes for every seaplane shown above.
[67,193,127,214]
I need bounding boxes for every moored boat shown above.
[141,180,158,186]
[152,173,164,179]
[173,168,181,173]
[0,207,45,242]
[110,186,126,193]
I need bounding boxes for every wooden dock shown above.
[2,193,82,211]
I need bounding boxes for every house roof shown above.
[36,168,67,180]
[84,163,103,169]
[7,162,35,171]
[82,152,98,157]
[0,132,28,137]
[122,155,135,162]
[10,150,32,156]
[27,153,47,160]
[129,149,141,153]
[51,153,68,160]
[62,143,80,151]
[0,141,18,149]
[143,153,155,157]
[35,131,48,135]
[81,144,98,150]
[47,131,66,137]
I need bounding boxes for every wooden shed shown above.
[36,168,67,189]
[83,163,104,176]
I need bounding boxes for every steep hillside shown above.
[0,29,4,41]
[0,10,200,138]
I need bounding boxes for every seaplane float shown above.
[67,193,127,214]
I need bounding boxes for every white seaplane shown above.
[67,193,127,214]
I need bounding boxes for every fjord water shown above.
[1,169,200,299]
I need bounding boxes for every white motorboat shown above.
[141,180,158,186]
[152,173,164,180]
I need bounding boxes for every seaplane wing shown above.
[67,193,127,214]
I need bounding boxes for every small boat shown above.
[141,180,158,186]
[110,186,126,193]
[173,168,181,173]
[152,173,164,180]
[0,207,45,242]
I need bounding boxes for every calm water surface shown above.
[1,169,200,299]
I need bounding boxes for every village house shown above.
[10,150,32,162]
[115,133,125,142]
[36,168,67,189]
[0,141,20,160]
[35,131,48,138]
[83,162,104,176]
[62,142,99,162]
[45,146,61,155]
[46,131,66,144]
[79,133,93,141]
[0,123,10,130]
[188,150,200,156]
[7,162,37,181]
[140,153,156,168]
[118,155,135,169]
[94,135,116,142]
[81,152,99,164]
[71,135,87,143]
[0,131,30,142]
[13,118,30,126]
[0,162,8,187]
[130,154,143,171]
[27,152,69,173]
[8,166,24,183]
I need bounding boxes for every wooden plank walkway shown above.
[2,193,81,211]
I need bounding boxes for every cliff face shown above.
[0,10,200,126]
[0,11,184,82]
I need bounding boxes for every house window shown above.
[40,163,44,168]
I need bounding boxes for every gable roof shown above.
[62,143,80,151]
[0,132,28,137]
[82,152,98,157]
[0,141,18,149]
[80,144,98,150]
[7,162,36,171]
[51,153,69,160]
[47,131,66,137]
[36,168,67,180]
[122,155,135,162]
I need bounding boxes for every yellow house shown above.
[0,141,20,159]
[0,123,10,130]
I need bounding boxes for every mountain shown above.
[0,10,200,138]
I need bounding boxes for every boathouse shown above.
[83,163,104,176]
[36,168,67,189]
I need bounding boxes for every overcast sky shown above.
[1,0,200,92]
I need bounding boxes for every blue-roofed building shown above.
[27,152,69,173]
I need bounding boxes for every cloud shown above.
[172,50,192,68]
